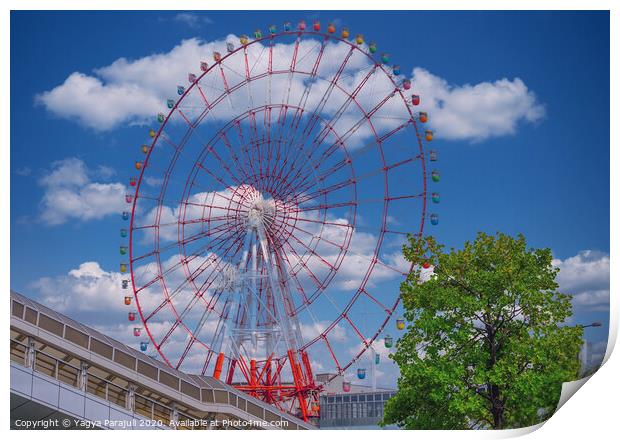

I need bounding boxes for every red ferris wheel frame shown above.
[126,25,431,422]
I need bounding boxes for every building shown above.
[10,291,314,430]
[316,373,397,429]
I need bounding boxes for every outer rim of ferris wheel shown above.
[124,23,434,420]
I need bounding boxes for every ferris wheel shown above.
[119,19,439,421]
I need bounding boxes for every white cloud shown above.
[37,37,544,144]
[35,73,163,130]
[588,340,608,368]
[300,320,347,344]
[38,158,126,225]
[411,67,545,142]
[173,12,213,28]
[31,261,128,313]
[553,250,610,311]
[14,166,32,176]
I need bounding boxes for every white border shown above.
[2,2,616,439]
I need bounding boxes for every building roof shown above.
[10,290,314,429]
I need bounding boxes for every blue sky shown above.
[10,10,610,383]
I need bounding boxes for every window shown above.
[10,340,27,365]
[360,402,367,418]
[107,383,127,407]
[87,375,107,399]
[134,395,153,419]
[34,352,57,379]
[153,403,171,424]
[58,362,80,388]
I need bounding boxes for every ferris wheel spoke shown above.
[322,335,342,373]
[292,45,355,146]
[221,58,248,82]
[242,47,254,102]
[278,52,354,179]
[230,121,258,188]
[195,83,213,109]
[193,76,226,96]
[307,64,379,154]
[157,132,184,154]
[270,123,345,200]
[179,217,240,248]
[293,200,356,213]
[274,69,388,199]
[176,335,198,369]
[197,153,244,190]
[177,109,195,129]
[299,149,420,201]
[276,35,301,134]
[218,131,254,183]
[138,223,244,300]
[202,300,229,369]
[248,44,267,76]
[288,220,406,277]
[216,63,237,113]
[294,216,353,231]
[275,250,312,308]
[295,39,325,71]
[283,230,338,272]
[181,122,250,189]
[158,318,183,349]
[266,107,293,193]
[266,140,306,197]
[360,288,392,314]
[293,178,355,205]
[248,110,266,179]
[261,106,273,180]
[267,38,275,105]
[237,111,264,187]
[279,240,325,291]
[144,231,246,325]
[342,313,369,346]
[142,256,220,323]
[285,222,350,253]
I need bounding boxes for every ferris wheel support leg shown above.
[213,352,225,380]
[256,226,313,421]
[226,358,237,385]
[288,349,309,422]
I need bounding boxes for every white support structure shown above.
[210,191,304,379]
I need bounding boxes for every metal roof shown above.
[10,290,314,429]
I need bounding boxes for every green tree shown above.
[382,232,582,429]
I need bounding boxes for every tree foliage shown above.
[382,232,582,429]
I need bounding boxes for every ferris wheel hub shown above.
[246,191,276,231]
